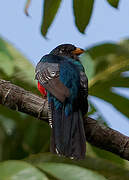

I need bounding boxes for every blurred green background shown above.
[0,0,129,179]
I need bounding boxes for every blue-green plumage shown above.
[40,54,84,116]
[35,44,88,159]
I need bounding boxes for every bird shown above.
[35,44,88,159]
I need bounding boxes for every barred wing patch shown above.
[35,62,59,83]
[35,62,70,102]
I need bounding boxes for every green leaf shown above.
[73,0,94,33]
[89,57,129,118]
[107,0,120,8]
[86,43,129,76]
[91,89,129,118]
[80,53,95,81]
[119,39,129,51]
[26,153,129,180]
[0,38,13,60]
[0,38,15,76]
[89,144,125,166]
[38,162,107,180]
[87,41,129,81]
[0,160,48,180]
[0,106,50,160]
[0,53,14,76]
[110,76,129,88]
[0,38,50,161]
[0,37,37,93]
[87,43,129,60]
[86,143,125,168]
[84,40,129,120]
[41,0,62,37]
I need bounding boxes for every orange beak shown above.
[72,47,85,55]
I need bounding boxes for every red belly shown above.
[37,81,47,96]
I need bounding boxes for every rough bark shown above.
[0,79,129,161]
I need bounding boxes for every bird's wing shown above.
[35,61,70,102]
[79,71,88,116]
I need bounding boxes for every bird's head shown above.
[50,44,85,60]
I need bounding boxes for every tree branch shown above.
[0,79,129,161]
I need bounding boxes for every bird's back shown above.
[35,54,88,159]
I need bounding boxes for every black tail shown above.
[50,102,86,160]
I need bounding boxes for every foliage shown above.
[0,37,129,179]
[82,41,129,120]
[1,0,129,178]
[107,0,120,8]
[25,0,120,37]
[1,153,129,180]
[73,0,94,33]
[0,38,51,161]
[41,0,62,36]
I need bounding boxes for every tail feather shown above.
[71,111,86,159]
[50,101,86,159]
